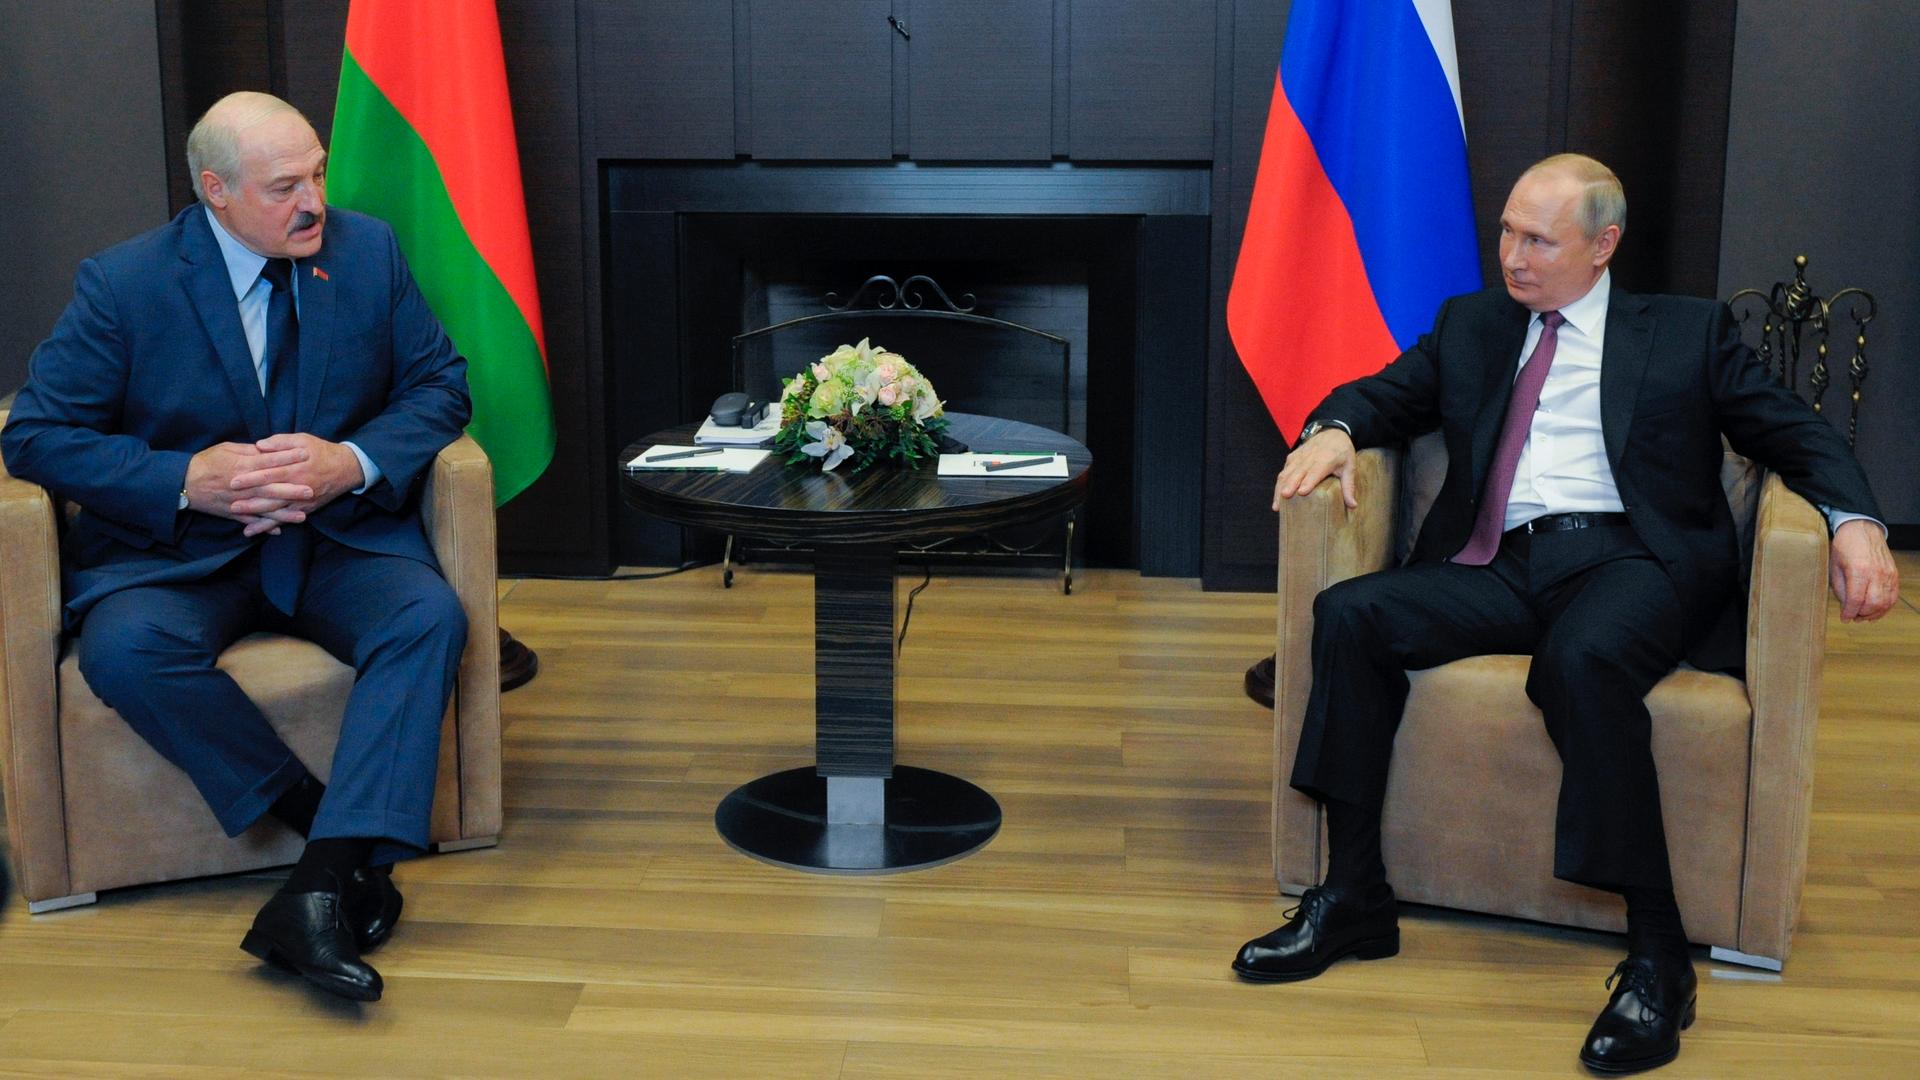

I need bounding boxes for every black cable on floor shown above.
[897,559,934,651]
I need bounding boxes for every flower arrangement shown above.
[773,338,947,472]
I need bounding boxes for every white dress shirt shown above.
[1498,269,1877,536]
[1503,270,1620,529]
[204,208,379,492]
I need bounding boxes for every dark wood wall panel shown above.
[1565,0,1735,299]
[580,0,735,160]
[1,0,171,398]
[1452,0,1558,286]
[908,1,1053,161]
[748,0,894,160]
[155,0,275,215]
[1718,1,1920,529]
[1134,216,1210,576]
[1069,0,1216,160]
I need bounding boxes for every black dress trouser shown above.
[1289,522,1690,893]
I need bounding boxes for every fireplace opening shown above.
[603,164,1210,576]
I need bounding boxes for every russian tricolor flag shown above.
[1228,0,1482,439]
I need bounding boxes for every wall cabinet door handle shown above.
[888,15,910,40]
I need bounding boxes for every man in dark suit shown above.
[1231,155,1897,1073]
[1,92,472,1002]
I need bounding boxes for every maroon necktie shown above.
[1451,310,1565,565]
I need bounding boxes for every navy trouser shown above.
[1290,523,1690,893]
[76,537,466,865]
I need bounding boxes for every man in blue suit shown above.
[2,91,471,1002]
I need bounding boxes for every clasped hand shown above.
[184,434,365,537]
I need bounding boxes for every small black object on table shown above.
[620,413,1091,873]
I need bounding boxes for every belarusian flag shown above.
[328,0,555,505]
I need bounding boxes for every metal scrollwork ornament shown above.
[1728,255,1875,448]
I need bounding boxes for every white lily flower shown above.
[801,420,854,470]
[911,382,943,421]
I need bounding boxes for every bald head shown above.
[1521,153,1626,240]
[1497,154,1624,313]
[187,92,311,202]
[188,91,329,260]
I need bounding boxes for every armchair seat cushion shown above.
[56,633,359,894]
[1375,657,1752,945]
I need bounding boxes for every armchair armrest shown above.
[1272,446,1400,887]
[420,434,501,841]
[1734,472,1830,962]
[0,411,76,900]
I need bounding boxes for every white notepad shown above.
[693,411,782,446]
[936,452,1068,478]
[624,445,772,473]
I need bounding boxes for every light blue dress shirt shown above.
[204,207,380,493]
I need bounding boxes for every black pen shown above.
[983,455,1056,472]
[643,447,723,463]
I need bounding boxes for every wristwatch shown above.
[1299,419,1346,443]
[178,488,189,511]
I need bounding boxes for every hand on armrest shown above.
[1274,427,1359,510]
[1276,446,1400,594]
[1830,518,1899,623]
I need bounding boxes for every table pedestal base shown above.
[715,765,1001,874]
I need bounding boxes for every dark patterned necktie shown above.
[260,258,300,432]
[258,257,308,614]
[1451,310,1565,565]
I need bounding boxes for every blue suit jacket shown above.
[2,206,470,628]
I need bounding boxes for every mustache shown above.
[289,210,321,234]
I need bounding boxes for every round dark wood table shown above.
[620,413,1091,873]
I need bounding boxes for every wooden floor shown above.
[0,555,1915,1078]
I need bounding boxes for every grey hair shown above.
[1526,153,1627,239]
[186,91,306,202]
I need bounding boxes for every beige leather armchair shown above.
[0,405,502,912]
[1272,435,1830,970]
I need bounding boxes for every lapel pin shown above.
[311,266,330,281]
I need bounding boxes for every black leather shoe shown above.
[1244,655,1276,709]
[344,865,403,953]
[241,875,383,1002]
[1580,954,1697,1074]
[1233,884,1399,982]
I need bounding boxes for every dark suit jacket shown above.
[1,205,470,627]
[1309,284,1880,661]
